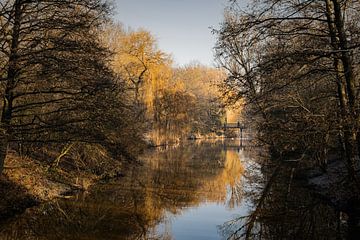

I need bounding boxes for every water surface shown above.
[0,140,257,240]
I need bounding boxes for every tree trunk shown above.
[0,0,23,175]
[325,0,359,183]
[331,0,357,110]
[0,133,8,175]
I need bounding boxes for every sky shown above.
[113,0,235,67]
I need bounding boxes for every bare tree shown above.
[0,0,125,174]
[215,0,360,180]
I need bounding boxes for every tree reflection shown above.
[220,163,342,240]
[0,140,246,240]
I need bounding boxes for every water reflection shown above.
[221,163,346,240]
[0,139,251,240]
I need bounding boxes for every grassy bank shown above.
[0,150,124,223]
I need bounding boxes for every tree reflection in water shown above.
[0,140,249,240]
[220,162,343,240]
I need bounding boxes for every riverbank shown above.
[284,157,360,238]
[0,151,124,223]
[303,159,360,237]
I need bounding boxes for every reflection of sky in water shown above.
[152,146,255,240]
[158,200,248,240]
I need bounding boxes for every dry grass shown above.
[4,153,71,200]
[2,152,99,206]
[0,145,126,222]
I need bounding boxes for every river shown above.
[0,139,260,240]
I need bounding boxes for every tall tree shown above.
[0,0,115,174]
[103,26,172,109]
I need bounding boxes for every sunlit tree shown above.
[173,63,226,136]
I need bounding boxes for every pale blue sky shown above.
[113,0,239,66]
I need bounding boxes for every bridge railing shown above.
[223,122,246,129]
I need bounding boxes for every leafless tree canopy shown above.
[0,0,143,174]
[216,0,360,176]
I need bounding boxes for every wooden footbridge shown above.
[223,122,246,138]
[223,122,246,130]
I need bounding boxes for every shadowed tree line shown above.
[215,0,360,238]
[0,0,146,175]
